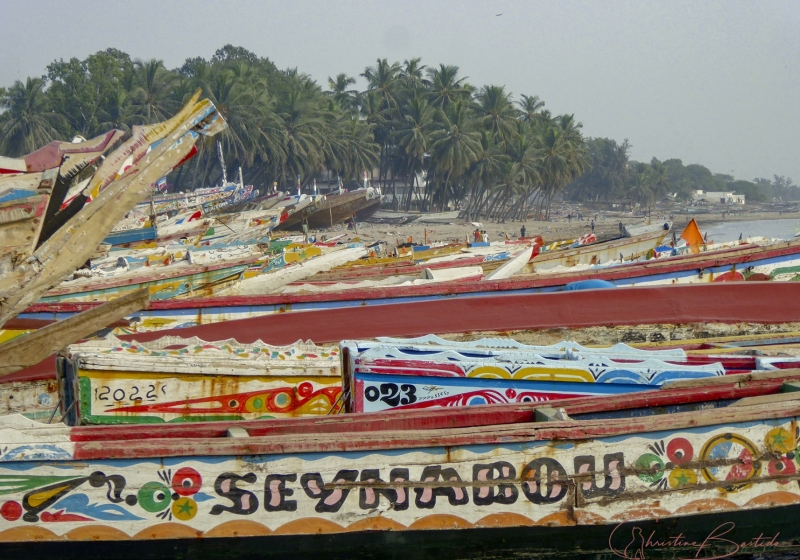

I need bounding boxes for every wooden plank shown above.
[70,397,800,460]
[729,391,800,407]
[0,289,149,377]
[67,371,800,443]
[0,95,224,328]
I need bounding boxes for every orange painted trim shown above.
[475,512,536,528]
[345,517,407,532]
[745,491,800,508]
[65,525,130,541]
[132,522,202,540]
[272,518,344,535]
[0,526,61,541]
[408,514,474,530]
[203,520,273,538]
[674,498,738,515]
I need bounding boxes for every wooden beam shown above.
[0,288,149,377]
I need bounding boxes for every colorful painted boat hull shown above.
[61,336,342,424]
[0,373,799,558]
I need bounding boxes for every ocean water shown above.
[703,218,800,242]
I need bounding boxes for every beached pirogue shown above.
[0,281,796,558]
[0,369,798,559]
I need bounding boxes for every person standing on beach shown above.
[591,219,595,233]
[482,230,489,243]
[520,224,526,238]
[568,213,572,223]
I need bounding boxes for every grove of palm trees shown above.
[1,45,795,224]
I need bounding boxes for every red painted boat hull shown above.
[120,282,800,346]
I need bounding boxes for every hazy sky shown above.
[2,0,798,182]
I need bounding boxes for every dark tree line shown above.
[565,138,796,209]
[2,45,788,222]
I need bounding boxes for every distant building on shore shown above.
[692,190,745,204]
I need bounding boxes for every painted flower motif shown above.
[139,468,202,522]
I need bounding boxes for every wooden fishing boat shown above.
[0,92,228,328]
[1,370,800,558]
[341,337,731,413]
[524,222,671,272]
[281,265,485,294]
[61,335,342,425]
[354,195,382,221]
[285,188,381,230]
[365,209,419,224]
[0,131,125,274]
[214,246,368,296]
[275,195,327,231]
[110,282,800,346]
[0,193,49,265]
[39,255,261,303]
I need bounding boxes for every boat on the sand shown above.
[0,369,799,558]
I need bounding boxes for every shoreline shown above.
[310,207,800,248]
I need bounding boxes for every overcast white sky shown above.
[1,0,798,182]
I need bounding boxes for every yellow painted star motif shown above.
[171,497,197,521]
[668,468,697,489]
[765,428,794,454]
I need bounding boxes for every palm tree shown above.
[394,95,439,208]
[398,58,430,99]
[517,94,546,123]
[427,64,471,109]
[130,59,178,124]
[475,85,518,145]
[274,82,326,186]
[95,88,138,135]
[626,162,656,217]
[361,59,401,110]
[429,100,481,210]
[326,73,358,113]
[650,158,670,203]
[0,77,65,157]
[536,118,589,220]
[463,130,509,219]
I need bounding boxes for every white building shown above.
[692,191,745,204]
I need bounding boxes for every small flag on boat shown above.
[680,218,703,254]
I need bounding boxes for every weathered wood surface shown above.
[0,378,797,555]
[40,256,259,303]
[0,194,48,262]
[0,379,58,421]
[0,288,149,377]
[0,94,225,328]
